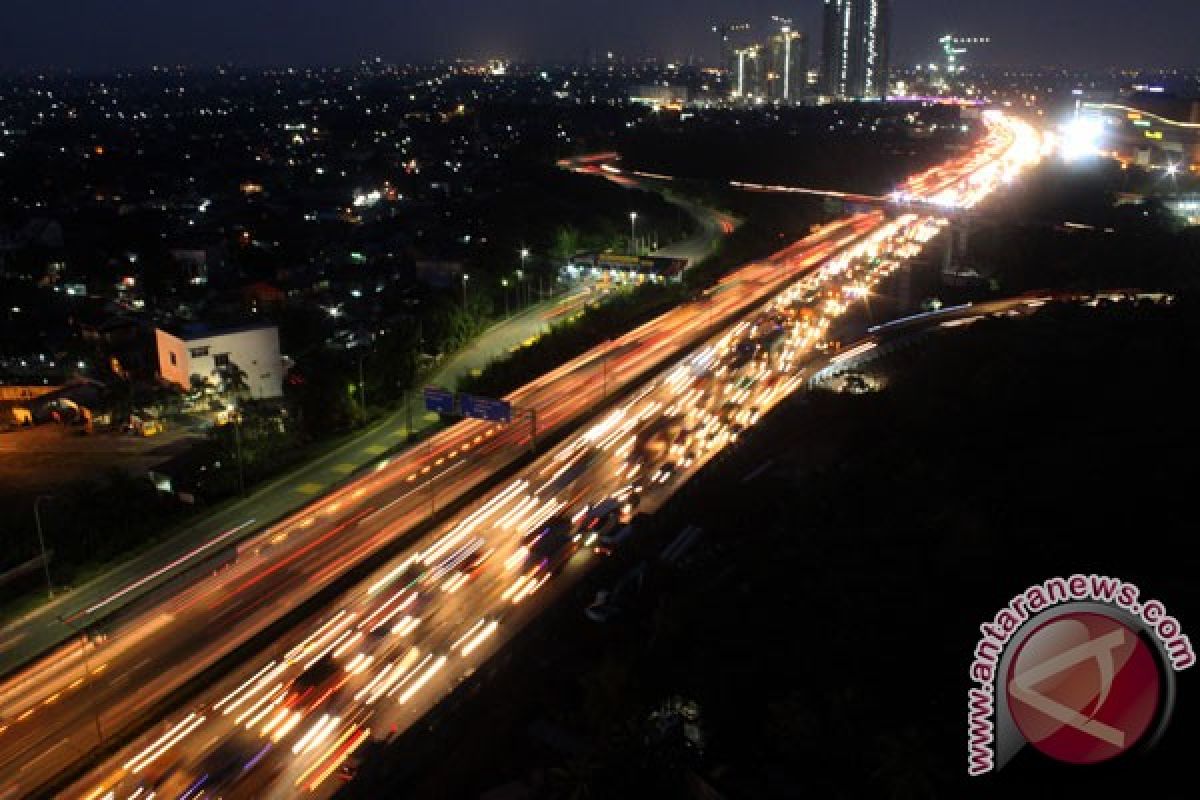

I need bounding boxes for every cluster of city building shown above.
[1,33,1197,491]
[0,61,654,427]
[710,2,897,104]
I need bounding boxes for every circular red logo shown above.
[1006,612,1161,765]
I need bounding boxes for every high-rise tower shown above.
[767,18,808,103]
[820,0,891,101]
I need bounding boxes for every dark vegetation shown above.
[681,190,832,290]
[966,159,1200,296]
[458,282,685,400]
[620,104,975,194]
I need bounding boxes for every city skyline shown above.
[0,0,1198,72]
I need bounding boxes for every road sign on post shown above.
[459,394,513,424]
[423,386,456,415]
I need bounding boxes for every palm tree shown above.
[217,361,251,402]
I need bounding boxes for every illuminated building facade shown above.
[766,26,808,103]
[821,0,891,101]
[1083,96,1200,172]
[734,44,764,101]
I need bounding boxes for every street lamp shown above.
[461,273,469,309]
[602,339,613,400]
[629,212,639,255]
[231,408,246,496]
[33,495,55,598]
[502,278,510,317]
[358,352,367,415]
[519,247,530,306]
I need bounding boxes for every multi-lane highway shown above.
[0,208,874,800]
[1,112,1041,799]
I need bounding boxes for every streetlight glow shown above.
[519,249,530,307]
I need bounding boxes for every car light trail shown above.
[396,655,447,705]
[71,520,255,621]
[56,113,1040,800]
[123,712,206,774]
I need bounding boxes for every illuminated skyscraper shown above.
[766,21,808,103]
[820,0,891,101]
[733,44,764,101]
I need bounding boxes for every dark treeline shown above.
[620,104,974,195]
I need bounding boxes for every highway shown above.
[4,113,1040,799]
[0,203,875,800]
[0,280,603,681]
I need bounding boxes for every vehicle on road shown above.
[596,523,636,556]
[523,527,579,577]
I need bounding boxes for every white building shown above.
[156,323,284,399]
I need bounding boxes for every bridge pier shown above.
[941,218,978,285]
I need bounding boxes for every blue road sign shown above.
[423,386,456,415]
[459,393,513,423]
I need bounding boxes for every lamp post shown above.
[358,352,367,415]
[602,339,613,401]
[501,278,510,317]
[461,273,469,309]
[232,409,245,496]
[519,248,530,306]
[33,495,55,599]
[59,615,104,748]
[629,212,639,255]
[81,630,104,747]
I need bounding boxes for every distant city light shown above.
[1060,116,1103,161]
[352,189,382,208]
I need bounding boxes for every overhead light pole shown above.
[232,408,245,496]
[502,278,510,317]
[358,352,367,415]
[461,272,469,309]
[629,212,639,255]
[520,247,530,307]
[34,495,55,598]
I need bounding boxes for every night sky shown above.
[1,1,1196,72]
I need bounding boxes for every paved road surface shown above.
[70,117,1042,794]
[4,116,1041,797]
[0,286,592,680]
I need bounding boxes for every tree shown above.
[553,225,582,263]
[288,352,361,437]
[367,323,421,405]
[207,402,302,488]
[217,360,250,403]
